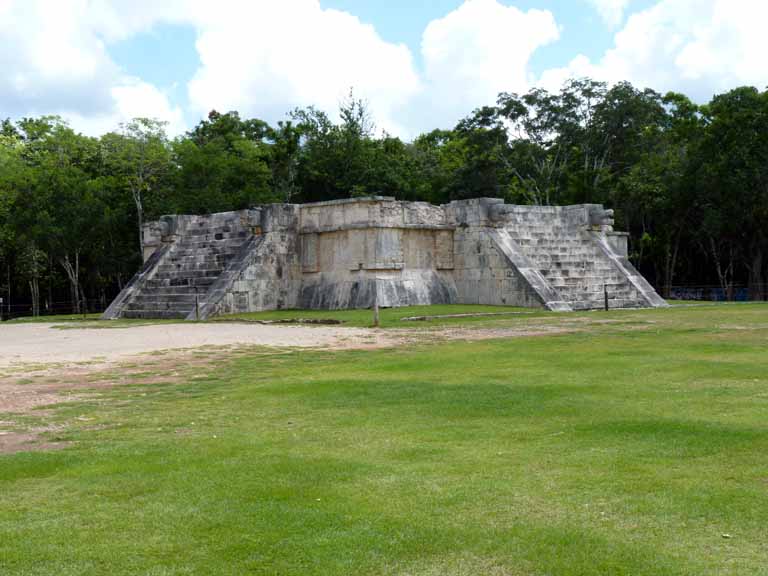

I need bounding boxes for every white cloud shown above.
[15,0,768,141]
[66,79,186,136]
[184,0,558,136]
[586,0,630,29]
[413,0,559,131]
[540,0,768,101]
[185,0,421,137]
[0,0,560,138]
[0,0,185,135]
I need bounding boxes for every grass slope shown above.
[1,304,768,575]
[219,303,534,328]
[5,313,104,323]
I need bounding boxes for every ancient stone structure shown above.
[102,197,667,320]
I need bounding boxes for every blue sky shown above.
[107,0,632,128]
[2,0,766,138]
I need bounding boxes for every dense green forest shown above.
[1,79,767,317]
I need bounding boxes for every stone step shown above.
[553,282,633,292]
[564,291,637,302]
[176,236,248,249]
[545,276,625,292]
[528,254,606,262]
[546,276,626,286]
[562,293,636,304]
[569,299,644,311]
[122,309,188,319]
[170,246,241,258]
[132,293,198,304]
[124,299,193,312]
[185,224,242,235]
[554,290,635,301]
[571,299,646,310]
[543,275,625,284]
[558,287,634,298]
[165,255,236,268]
[513,234,586,241]
[144,277,216,289]
[141,285,199,295]
[178,231,249,243]
[526,244,598,249]
[547,280,626,290]
[532,250,604,258]
[142,286,200,300]
[542,267,622,276]
[187,218,245,227]
[154,267,224,277]
[541,269,616,276]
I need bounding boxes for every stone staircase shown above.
[104,199,664,320]
[504,220,646,310]
[121,219,251,319]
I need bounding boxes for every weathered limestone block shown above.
[301,233,319,273]
[104,196,666,320]
[607,232,628,257]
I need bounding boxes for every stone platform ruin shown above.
[103,197,667,320]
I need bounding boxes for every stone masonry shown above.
[102,197,667,320]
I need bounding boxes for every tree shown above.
[173,111,275,214]
[268,120,301,201]
[694,87,768,299]
[291,92,381,201]
[15,117,103,312]
[0,130,25,315]
[102,119,173,258]
[611,92,702,295]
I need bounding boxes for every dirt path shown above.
[0,318,593,453]
[0,322,388,369]
[0,322,390,453]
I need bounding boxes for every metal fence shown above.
[667,284,768,302]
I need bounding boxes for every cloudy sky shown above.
[2,0,767,138]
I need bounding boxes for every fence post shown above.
[372,278,380,328]
[604,284,609,311]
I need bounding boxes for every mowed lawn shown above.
[1,304,768,575]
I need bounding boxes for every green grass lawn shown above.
[6,304,531,329]
[219,303,535,328]
[5,312,104,323]
[2,304,768,575]
[5,312,181,328]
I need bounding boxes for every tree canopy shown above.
[1,80,767,316]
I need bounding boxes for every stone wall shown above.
[296,198,456,310]
[195,204,301,318]
[104,196,667,319]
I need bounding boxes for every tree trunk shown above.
[709,237,735,301]
[59,252,82,314]
[132,185,144,260]
[747,237,765,301]
[136,205,144,260]
[80,285,88,313]
[662,231,682,299]
[28,277,40,317]
[6,264,10,319]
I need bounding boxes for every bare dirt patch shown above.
[0,345,279,454]
[0,322,394,368]
[0,425,71,455]
[0,314,646,454]
[386,323,579,346]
